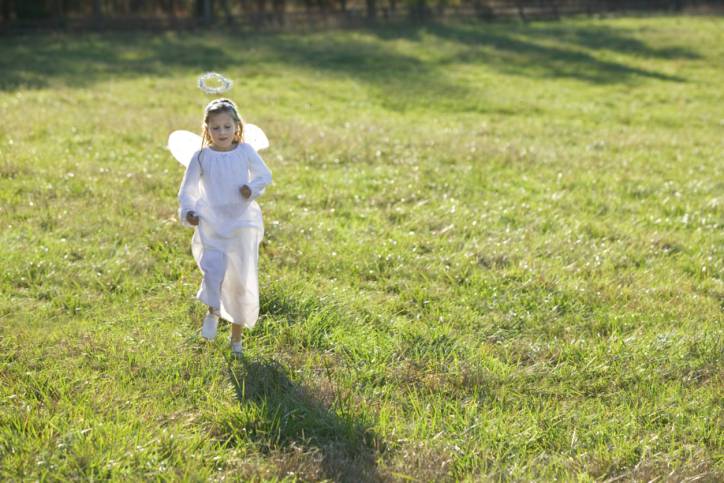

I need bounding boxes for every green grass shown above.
[1,15,722,481]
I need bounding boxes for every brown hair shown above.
[200,98,244,148]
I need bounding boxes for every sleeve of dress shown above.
[246,145,273,201]
[177,154,202,227]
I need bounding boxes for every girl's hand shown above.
[186,211,200,226]
[240,185,252,199]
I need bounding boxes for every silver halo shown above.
[198,72,233,94]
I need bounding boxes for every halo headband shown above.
[198,72,233,94]
[205,98,237,110]
[204,98,241,118]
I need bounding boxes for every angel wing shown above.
[167,130,201,167]
[167,123,270,167]
[244,124,270,152]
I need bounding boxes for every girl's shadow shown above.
[226,355,383,482]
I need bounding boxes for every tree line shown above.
[0,0,705,26]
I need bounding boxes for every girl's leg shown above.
[197,248,226,313]
[231,323,242,343]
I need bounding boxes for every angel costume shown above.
[177,143,272,328]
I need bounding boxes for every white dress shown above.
[177,143,272,327]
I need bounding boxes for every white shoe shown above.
[201,313,219,340]
[230,338,242,357]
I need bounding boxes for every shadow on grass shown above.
[0,32,235,91]
[368,21,692,83]
[0,19,695,94]
[226,355,383,482]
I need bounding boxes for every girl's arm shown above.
[178,154,202,227]
[245,145,272,201]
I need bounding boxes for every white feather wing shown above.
[244,123,270,151]
[167,130,202,167]
[167,124,270,167]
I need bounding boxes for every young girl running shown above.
[177,98,272,356]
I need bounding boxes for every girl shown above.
[177,98,272,356]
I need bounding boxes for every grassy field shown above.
[1,15,722,481]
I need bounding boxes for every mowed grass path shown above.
[1,16,722,481]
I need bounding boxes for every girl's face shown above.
[206,112,238,150]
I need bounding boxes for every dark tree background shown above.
[0,0,718,26]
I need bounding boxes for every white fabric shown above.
[177,142,272,327]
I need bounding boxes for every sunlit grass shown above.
[1,15,722,481]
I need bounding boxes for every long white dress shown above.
[177,142,272,328]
